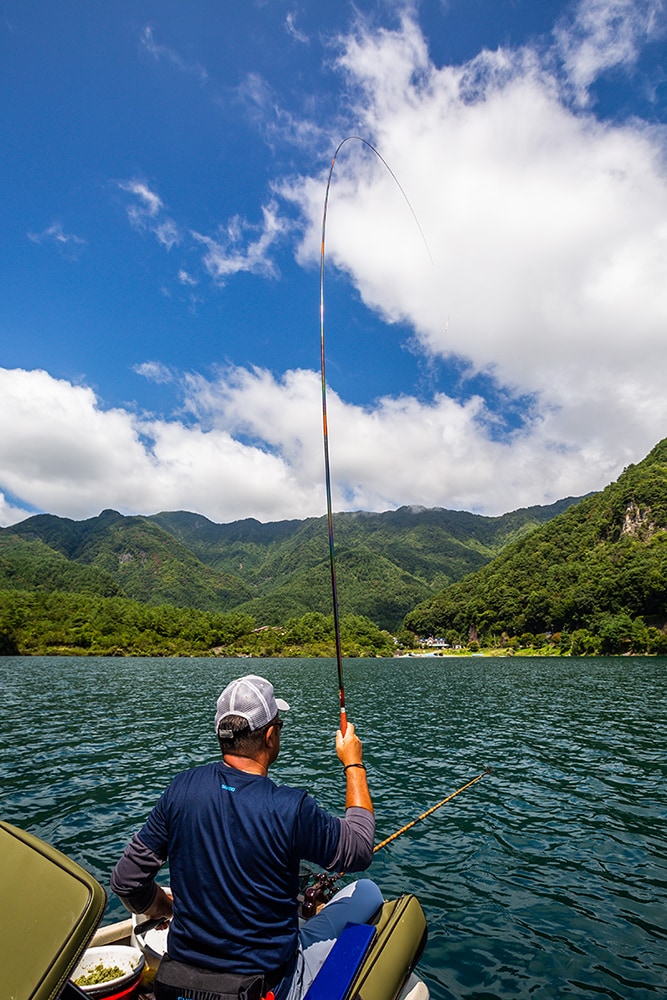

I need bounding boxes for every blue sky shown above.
[1,0,666,526]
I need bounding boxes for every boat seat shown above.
[0,821,107,1000]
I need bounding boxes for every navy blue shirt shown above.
[136,761,341,975]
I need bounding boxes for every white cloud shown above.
[555,0,665,103]
[120,180,163,217]
[27,222,86,255]
[0,363,639,530]
[155,218,181,251]
[278,7,667,506]
[118,177,286,284]
[0,491,32,526]
[6,4,667,530]
[192,202,287,282]
[0,368,324,527]
[140,26,208,85]
[134,361,175,384]
[178,269,198,286]
[285,12,309,45]
[118,179,183,252]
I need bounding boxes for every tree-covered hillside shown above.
[3,509,251,611]
[405,438,667,654]
[0,589,394,658]
[0,499,579,631]
[149,499,581,628]
[0,534,123,597]
[3,438,667,656]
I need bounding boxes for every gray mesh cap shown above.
[214,674,290,734]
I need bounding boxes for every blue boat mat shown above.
[304,923,376,1000]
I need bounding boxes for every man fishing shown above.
[111,673,382,1000]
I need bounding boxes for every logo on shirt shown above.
[220,782,236,792]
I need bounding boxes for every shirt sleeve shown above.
[110,832,165,913]
[291,791,342,870]
[326,807,375,872]
[293,792,375,874]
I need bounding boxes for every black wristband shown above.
[343,763,366,773]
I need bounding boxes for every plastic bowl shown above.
[71,945,145,998]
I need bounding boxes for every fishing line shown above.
[319,136,433,735]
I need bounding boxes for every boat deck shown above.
[87,916,429,1000]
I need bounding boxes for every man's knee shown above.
[336,878,384,923]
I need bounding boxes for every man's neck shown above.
[223,753,268,777]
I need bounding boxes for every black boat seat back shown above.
[0,821,106,1000]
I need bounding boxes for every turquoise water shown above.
[1,655,665,998]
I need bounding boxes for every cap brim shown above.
[276,697,290,712]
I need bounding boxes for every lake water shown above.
[1,655,665,998]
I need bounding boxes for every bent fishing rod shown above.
[300,769,490,915]
[319,137,432,735]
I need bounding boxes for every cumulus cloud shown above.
[280,3,667,503]
[0,363,632,530]
[0,368,323,526]
[0,491,32,526]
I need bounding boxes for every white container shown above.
[71,944,145,997]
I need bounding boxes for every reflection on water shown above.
[1,655,665,999]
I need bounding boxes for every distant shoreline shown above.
[393,648,661,658]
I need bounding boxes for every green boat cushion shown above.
[346,895,428,1000]
[0,821,106,1000]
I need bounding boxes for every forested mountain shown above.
[3,440,667,656]
[0,498,580,631]
[0,509,252,611]
[151,500,581,629]
[0,534,123,598]
[405,438,667,653]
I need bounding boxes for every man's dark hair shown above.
[217,713,277,756]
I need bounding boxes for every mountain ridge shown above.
[0,496,583,630]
